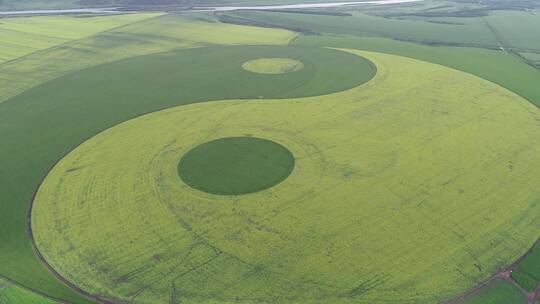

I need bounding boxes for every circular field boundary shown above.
[178,136,295,195]
[25,48,540,304]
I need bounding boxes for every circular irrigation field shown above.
[28,47,540,304]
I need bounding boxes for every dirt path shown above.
[445,238,540,304]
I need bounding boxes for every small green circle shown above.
[178,137,294,195]
[242,58,304,74]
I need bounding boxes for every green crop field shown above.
[483,10,540,51]
[221,6,540,53]
[0,14,160,64]
[1,2,540,304]
[178,137,296,195]
[512,242,540,292]
[223,10,501,47]
[520,52,540,68]
[461,279,527,304]
[0,278,56,304]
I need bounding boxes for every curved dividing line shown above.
[0,274,74,304]
[26,146,111,304]
[178,136,295,195]
[24,47,377,304]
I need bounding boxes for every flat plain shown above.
[0,1,540,304]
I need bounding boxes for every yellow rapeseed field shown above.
[32,50,540,304]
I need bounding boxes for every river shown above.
[0,0,423,16]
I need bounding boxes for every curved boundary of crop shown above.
[0,274,64,304]
[26,48,540,304]
[443,238,540,304]
[20,46,376,304]
[293,35,540,109]
[178,136,296,195]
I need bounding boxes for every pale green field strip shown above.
[484,10,540,52]
[0,13,295,104]
[0,13,160,63]
[242,58,304,74]
[0,278,57,304]
[226,10,501,48]
[32,50,540,304]
[227,8,540,51]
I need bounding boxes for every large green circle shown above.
[178,137,294,195]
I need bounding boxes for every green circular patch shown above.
[242,58,304,74]
[178,137,294,195]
